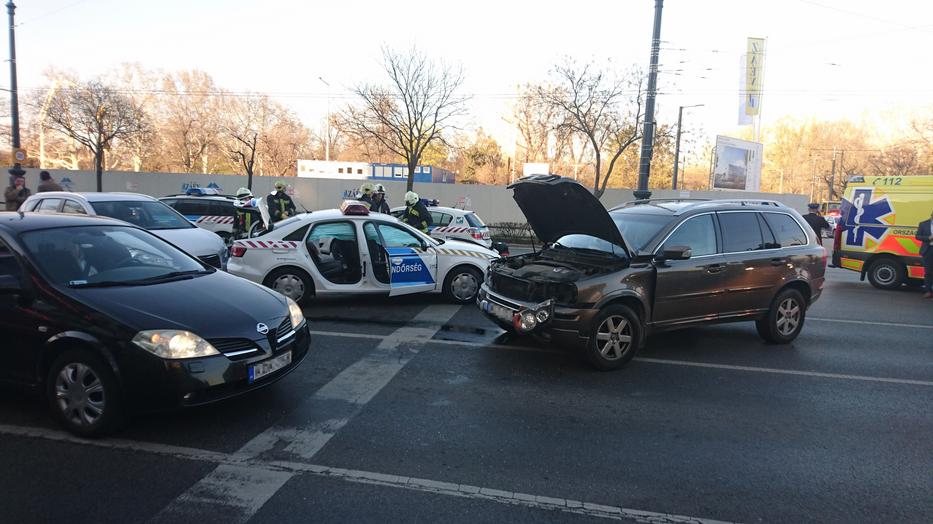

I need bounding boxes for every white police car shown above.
[227,201,499,304]
[390,205,495,248]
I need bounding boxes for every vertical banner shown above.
[739,37,766,125]
[712,135,763,192]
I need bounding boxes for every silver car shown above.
[20,192,228,269]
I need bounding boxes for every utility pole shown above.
[318,76,330,162]
[6,1,24,178]
[829,148,837,201]
[634,0,664,200]
[671,103,703,190]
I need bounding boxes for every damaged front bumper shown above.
[477,285,597,347]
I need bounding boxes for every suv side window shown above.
[719,212,769,252]
[663,214,717,256]
[762,212,808,247]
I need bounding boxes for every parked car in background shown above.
[0,213,309,436]
[478,175,827,370]
[161,188,262,243]
[390,204,508,255]
[20,192,228,270]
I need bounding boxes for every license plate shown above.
[249,351,292,383]
[482,301,514,323]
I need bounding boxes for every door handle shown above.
[770,257,786,266]
[706,263,725,274]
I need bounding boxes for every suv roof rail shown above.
[610,198,708,211]
[705,199,786,207]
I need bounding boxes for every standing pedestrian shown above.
[357,182,376,209]
[4,176,30,211]
[37,171,64,193]
[803,203,830,238]
[916,208,933,299]
[370,184,390,214]
[402,191,433,232]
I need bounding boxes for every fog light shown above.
[535,309,550,323]
[519,310,538,331]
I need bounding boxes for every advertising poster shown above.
[712,135,763,191]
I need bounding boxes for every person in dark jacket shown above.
[370,183,390,214]
[232,187,256,240]
[916,208,933,298]
[402,191,433,232]
[357,182,376,209]
[268,181,296,223]
[4,177,30,211]
[802,203,830,238]
[37,171,63,193]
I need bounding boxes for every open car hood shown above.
[508,175,630,255]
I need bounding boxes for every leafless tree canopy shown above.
[538,60,645,198]
[343,46,468,190]
[43,79,148,190]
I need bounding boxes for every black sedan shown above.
[0,212,310,436]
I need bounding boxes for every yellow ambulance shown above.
[832,175,933,289]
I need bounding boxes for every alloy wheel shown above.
[595,315,633,361]
[273,274,305,301]
[776,298,801,336]
[55,363,106,428]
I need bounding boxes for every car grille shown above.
[491,273,530,299]
[210,338,260,360]
[490,273,576,304]
[199,254,222,268]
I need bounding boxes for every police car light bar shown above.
[341,200,370,216]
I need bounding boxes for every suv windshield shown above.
[90,200,194,230]
[21,225,208,287]
[552,234,627,258]
[610,212,672,251]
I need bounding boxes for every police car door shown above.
[376,223,437,296]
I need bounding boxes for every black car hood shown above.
[67,271,289,340]
[508,175,630,254]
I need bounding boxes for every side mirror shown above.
[659,245,693,261]
[0,274,23,295]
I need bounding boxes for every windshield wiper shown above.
[132,269,211,283]
[68,280,133,289]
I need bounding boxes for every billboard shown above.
[712,135,763,191]
[739,37,766,126]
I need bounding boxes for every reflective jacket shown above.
[403,201,433,232]
[233,208,254,239]
[268,191,296,222]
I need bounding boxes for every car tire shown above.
[46,350,124,438]
[443,266,483,304]
[756,288,806,344]
[583,305,642,371]
[866,257,905,290]
[264,267,314,305]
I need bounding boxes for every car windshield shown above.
[90,200,194,230]
[21,225,208,288]
[551,234,627,258]
[610,212,673,251]
[464,213,484,227]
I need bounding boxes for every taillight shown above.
[230,245,247,257]
[471,228,483,240]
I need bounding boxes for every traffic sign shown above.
[13,148,26,162]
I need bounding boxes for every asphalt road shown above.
[1,266,931,523]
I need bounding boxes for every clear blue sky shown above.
[7,0,933,159]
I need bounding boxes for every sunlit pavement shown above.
[1,266,931,523]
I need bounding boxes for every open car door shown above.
[369,222,438,296]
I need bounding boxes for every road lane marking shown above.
[0,423,736,524]
[151,305,462,524]
[809,317,933,330]
[308,330,933,387]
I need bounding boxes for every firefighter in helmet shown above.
[402,191,433,232]
[268,181,297,223]
[357,182,376,209]
[232,187,257,239]
[370,183,391,214]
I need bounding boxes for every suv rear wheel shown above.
[756,288,806,344]
[584,305,642,371]
[866,257,905,290]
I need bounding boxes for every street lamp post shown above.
[634,0,664,200]
[6,0,24,178]
[318,76,330,162]
[671,104,703,190]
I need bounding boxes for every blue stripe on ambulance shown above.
[386,247,435,286]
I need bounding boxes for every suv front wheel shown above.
[583,305,642,371]
[756,288,806,344]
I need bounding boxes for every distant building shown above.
[297,160,455,184]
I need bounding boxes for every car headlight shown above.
[132,330,219,359]
[287,297,305,329]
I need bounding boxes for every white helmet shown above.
[374,183,386,194]
[404,191,419,205]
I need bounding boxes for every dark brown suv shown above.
[477,175,827,370]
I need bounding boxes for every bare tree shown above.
[538,60,645,198]
[343,46,468,191]
[43,79,148,191]
[222,95,269,189]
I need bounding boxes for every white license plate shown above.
[483,301,514,323]
[249,351,292,383]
